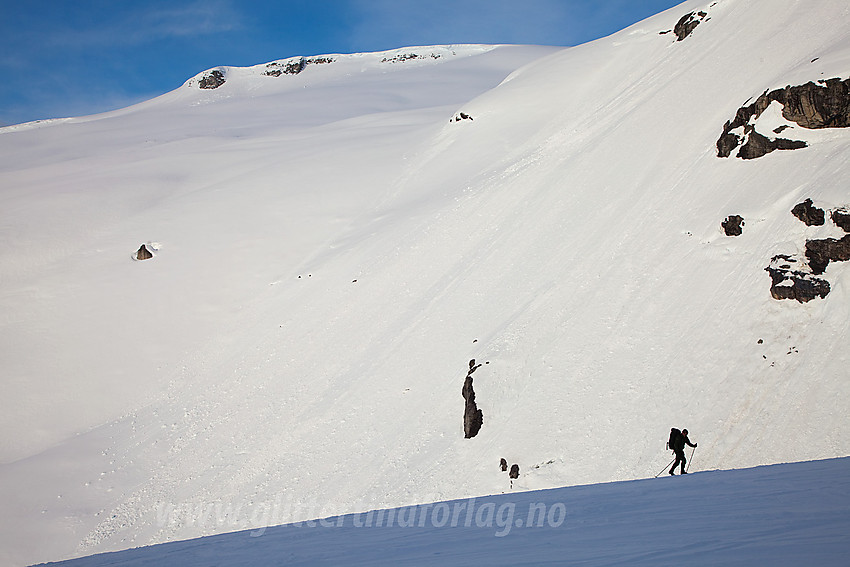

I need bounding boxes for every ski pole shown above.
[686,445,696,473]
[655,458,675,478]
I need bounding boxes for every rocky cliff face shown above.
[717,78,850,159]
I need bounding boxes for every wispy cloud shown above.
[35,0,244,49]
[122,0,244,42]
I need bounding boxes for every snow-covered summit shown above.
[184,45,501,90]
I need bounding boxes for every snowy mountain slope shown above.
[0,43,561,565]
[2,0,850,564]
[43,457,850,567]
[0,43,556,460]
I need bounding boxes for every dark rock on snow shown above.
[765,254,830,303]
[722,215,745,236]
[509,464,520,479]
[791,199,825,226]
[198,70,225,90]
[462,359,484,439]
[806,234,850,275]
[500,458,508,472]
[673,11,708,41]
[136,244,153,260]
[264,59,306,77]
[764,202,850,302]
[832,209,850,232]
[263,56,335,77]
[780,77,850,129]
[736,130,807,160]
[717,78,850,159]
[716,130,742,158]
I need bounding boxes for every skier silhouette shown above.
[669,428,697,475]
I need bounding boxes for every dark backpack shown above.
[667,428,681,451]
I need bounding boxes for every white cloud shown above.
[130,0,244,41]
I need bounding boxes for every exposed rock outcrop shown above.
[764,201,850,302]
[673,11,708,41]
[736,130,807,160]
[263,56,336,77]
[509,464,520,479]
[832,209,850,232]
[135,244,153,261]
[721,215,744,236]
[500,458,508,472]
[806,234,850,275]
[381,52,441,64]
[264,59,306,76]
[791,199,825,226]
[462,359,484,439]
[198,70,226,90]
[780,77,850,129]
[717,78,850,159]
[765,254,830,303]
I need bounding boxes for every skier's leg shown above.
[669,454,681,475]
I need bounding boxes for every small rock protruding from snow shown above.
[509,463,520,479]
[721,215,745,236]
[673,10,708,41]
[135,244,153,261]
[500,457,508,472]
[462,359,484,439]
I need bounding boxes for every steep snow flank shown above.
[1,1,850,565]
[0,43,555,462]
[0,43,559,566]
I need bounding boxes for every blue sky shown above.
[0,0,684,126]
